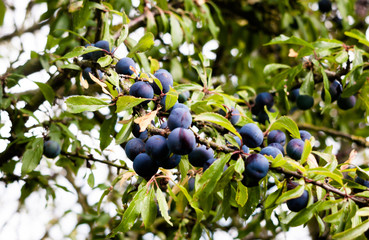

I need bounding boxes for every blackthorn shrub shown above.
[299,130,312,141]
[178,91,190,103]
[167,128,196,155]
[151,69,174,94]
[318,0,332,13]
[287,139,305,160]
[321,80,342,102]
[132,123,149,140]
[267,130,286,146]
[337,95,356,110]
[239,123,264,148]
[43,140,61,158]
[157,154,181,169]
[167,108,192,130]
[125,138,145,161]
[145,135,170,160]
[116,57,136,75]
[268,143,285,155]
[260,146,283,158]
[188,145,214,167]
[129,81,154,101]
[133,153,158,178]
[296,95,314,110]
[287,189,309,212]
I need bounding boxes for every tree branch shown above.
[0,20,50,42]
[272,166,369,206]
[298,123,369,148]
[62,151,127,171]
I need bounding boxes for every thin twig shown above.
[0,20,50,42]
[272,166,369,206]
[63,152,127,170]
[298,123,369,148]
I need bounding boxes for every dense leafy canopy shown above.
[2,0,369,239]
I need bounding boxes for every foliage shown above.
[1,0,369,239]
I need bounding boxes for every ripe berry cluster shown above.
[50,39,343,214]
[289,80,356,111]
[250,79,356,125]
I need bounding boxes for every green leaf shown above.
[270,116,300,139]
[100,114,117,151]
[21,138,44,174]
[300,139,312,165]
[225,134,239,148]
[236,181,248,207]
[66,96,109,113]
[177,185,204,222]
[127,32,154,58]
[320,66,331,105]
[170,14,183,49]
[115,121,133,145]
[165,87,178,111]
[200,4,219,39]
[115,96,147,113]
[61,46,101,59]
[276,184,305,205]
[106,69,120,88]
[271,154,287,168]
[341,71,369,98]
[34,81,55,105]
[356,165,369,181]
[60,64,81,70]
[335,50,348,64]
[73,1,91,29]
[87,172,95,188]
[214,165,236,192]
[316,214,326,236]
[308,167,343,185]
[102,12,110,42]
[299,70,314,96]
[170,57,183,82]
[178,156,190,180]
[288,201,321,227]
[156,188,173,226]
[194,154,230,201]
[191,223,202,240]
[356,207,369,216]
[194,113,241,139]
[157,0,168,10]
[118,26,129,46]
[0,0,5,26]
[150,73,163,91]
[148,57,160,74]
[56,122,76,140]
[324,208,344,224]
[265,35,314,49]
[345,29,369,47]
[109,185,146,236]
[146,10,157,35]
[174,83,203,92]
[240,187,260,219]
[263,63,290,76]
[332,219,369,240]
[159,10,169,33]
[142,187,157,228]
[312,39,343,49]
[264,186,283,209]
[97,188,110,215]
[97,55,112,67]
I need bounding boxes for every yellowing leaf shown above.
[134,108,159,132]
[288,48,298,57]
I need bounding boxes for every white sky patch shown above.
[202,40,219,60]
